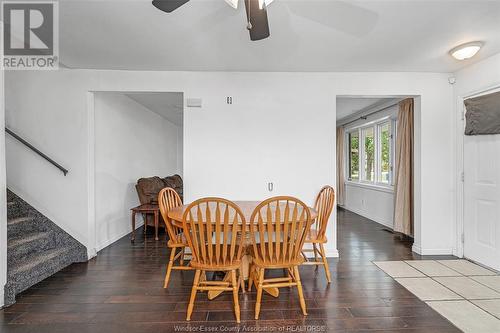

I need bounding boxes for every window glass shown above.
[362,127,375,182]
[379,122,391,184]
[348,131,359,180]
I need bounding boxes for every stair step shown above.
[4,189,88,306]
[8,231,55,261]
[8,247,78,283]
[7,216,43,237]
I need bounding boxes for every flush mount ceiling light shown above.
[450,42,483,60]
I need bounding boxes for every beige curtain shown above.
[336,126,345,206]
[394,98,414,236]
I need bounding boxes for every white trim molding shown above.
[342,206,393,230]
[412,245,453,256]
[325,248,340,258]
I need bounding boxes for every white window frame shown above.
[346,130,360,181]
[344,116,395,190]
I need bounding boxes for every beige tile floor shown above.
[373,259,500,332]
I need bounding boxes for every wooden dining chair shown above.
[302,186,335,283]
[248,196,312,319]
[182,198,246,323]
[158,187,192,289]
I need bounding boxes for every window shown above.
[348,131,359,180]
[345,118,394,187]
[362,127,375,181]
[378,122,391,184]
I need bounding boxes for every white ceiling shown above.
[58,0,500,72]
[125,92,184,126]
[336,97,395,121]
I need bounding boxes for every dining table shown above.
[168,200,317,300]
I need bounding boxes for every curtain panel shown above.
[336,126,345,206]
[393,98,414,236]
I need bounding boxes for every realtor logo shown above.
[2,1,59,69]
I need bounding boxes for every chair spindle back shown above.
[182,198,246,268]
[249,196,312,266]
[158,187,183,243]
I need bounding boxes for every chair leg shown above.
[163,247,177,289]
[319,243,332,283]
[186,269,201,321]
[313,243,319,264]
[293,266,307,316]
[180,247,185,266]
[238,267,245,293]
[247,265,254,292]
[254,268,265,320]
[231,270,241,323]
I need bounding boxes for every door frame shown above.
[455,84,500,259]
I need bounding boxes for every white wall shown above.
[94,92,181,251]
[5,69,455,257]
[341,104,398,229]
[177,127,183,176]
[344,185,394,228]
[0,68,7,307]
[5,71,96,246]
[452,52,500,256]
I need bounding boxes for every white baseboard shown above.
[95,221,144,253]
[342,206,393,229]
[326,248,339,258]
[0,287,4,308]
[412,245,453,256]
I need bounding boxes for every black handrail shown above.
[5,127,68,176]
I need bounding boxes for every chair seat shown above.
[305,230,327,243]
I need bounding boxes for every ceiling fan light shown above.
[450,42,483,60]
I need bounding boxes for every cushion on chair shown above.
[136,176,166,204]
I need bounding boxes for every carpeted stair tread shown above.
[8,231,55,260]
[8,247,74,278]
[4,189,88,306]
[7,216,42,237]
[8,231,52,247]
[7,216,33,226]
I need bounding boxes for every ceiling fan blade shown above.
[152,0,190,13]
[244,0,270,41]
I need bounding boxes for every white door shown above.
[463,99,500,271]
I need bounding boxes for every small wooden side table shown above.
[131,204,160,242]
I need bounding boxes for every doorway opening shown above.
[336,96,417,248]
[91,91,183,252]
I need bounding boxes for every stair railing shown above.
[5,127,69,176]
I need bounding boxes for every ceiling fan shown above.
[152,0,274,41]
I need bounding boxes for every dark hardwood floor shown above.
[0,208,461,332]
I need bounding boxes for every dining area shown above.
[156,186,335,323]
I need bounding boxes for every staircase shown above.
[4,190,87,306]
